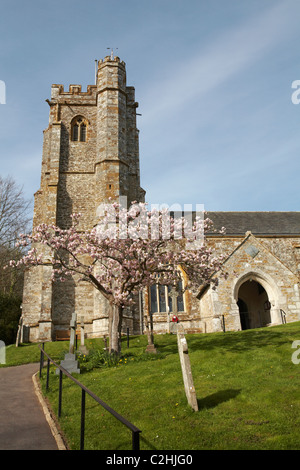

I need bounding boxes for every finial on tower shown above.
[107,47,118,60]
[95,59,98,85]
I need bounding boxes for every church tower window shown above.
[72,123,79,141]
[80,123,86,142]
[71,116,88,142]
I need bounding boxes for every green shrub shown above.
[0,293,22,345]
[77,347,167,371]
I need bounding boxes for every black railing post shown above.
[127,327,129,348]
[46,358,50,391]
[39,344,44,378]
[58,370,63,417]
[281,309,286,324]
[80,389,86,451]
[37,345,141,450]
[221,315,226,333]
[132,430,140,450]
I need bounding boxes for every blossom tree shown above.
[9,200,226,354]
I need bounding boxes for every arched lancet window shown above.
[72,123,79,141]
[71,116,88,142]
[80,123,86,142]
[150,280,185,314]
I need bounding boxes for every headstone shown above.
[177,327,198,411]
[56,312,80,375]
[170,287,179,334]
[59,353,81,374]
[69,312,77,354]
[15,315,23,347]
[145,344,157,354]
[0,340,6,364]
[79,316,89,355]
[144,313,157,353]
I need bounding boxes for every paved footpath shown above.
[0,363,60,450]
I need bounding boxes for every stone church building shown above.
[21,55,300,342]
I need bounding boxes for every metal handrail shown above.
[280,309,287,324]
[39,344,141,450]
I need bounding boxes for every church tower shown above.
[22,55,145,342]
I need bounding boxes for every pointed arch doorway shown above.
[237,279,271,330]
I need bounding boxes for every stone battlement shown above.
[98,55,125,67]
[51,84,97,100]
[50,56,126,101]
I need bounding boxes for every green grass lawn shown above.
[3,322,300,450]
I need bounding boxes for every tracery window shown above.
[71,117,88,142]
[150,280,184,314]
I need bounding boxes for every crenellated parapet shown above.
[98,55,125,66]
[51,83,98,100]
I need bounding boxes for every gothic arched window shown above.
[150,280,185,314]
[71,116,88,142]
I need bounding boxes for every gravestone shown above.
[177,327,198,411]
[79,316,89,355]
[56,312,80,375]
[69,312,76,354]
[145,343,157,353]
[170,287,179,334]
[0,340,6,364]
[15,315,23,347]
[145,312,157,353]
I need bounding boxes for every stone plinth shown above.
[56,353,80,375]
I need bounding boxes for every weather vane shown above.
[107,47,118,60]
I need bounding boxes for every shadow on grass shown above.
[110,435,158,451]
[153,323,300,357]
[188,329,292,354]
[198,388,241,410]
[140,435,158,451]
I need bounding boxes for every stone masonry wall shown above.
[22,56,145,341]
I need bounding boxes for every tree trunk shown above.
[108,303,113,351]
[109,304,123,355]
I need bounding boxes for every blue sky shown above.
[1,0,300,215]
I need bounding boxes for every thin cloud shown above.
[142,2,298,125]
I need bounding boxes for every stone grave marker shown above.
[177,326,198,411]
[0,340,5,364]
[56,312,80,375]
[79,316,89,355]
